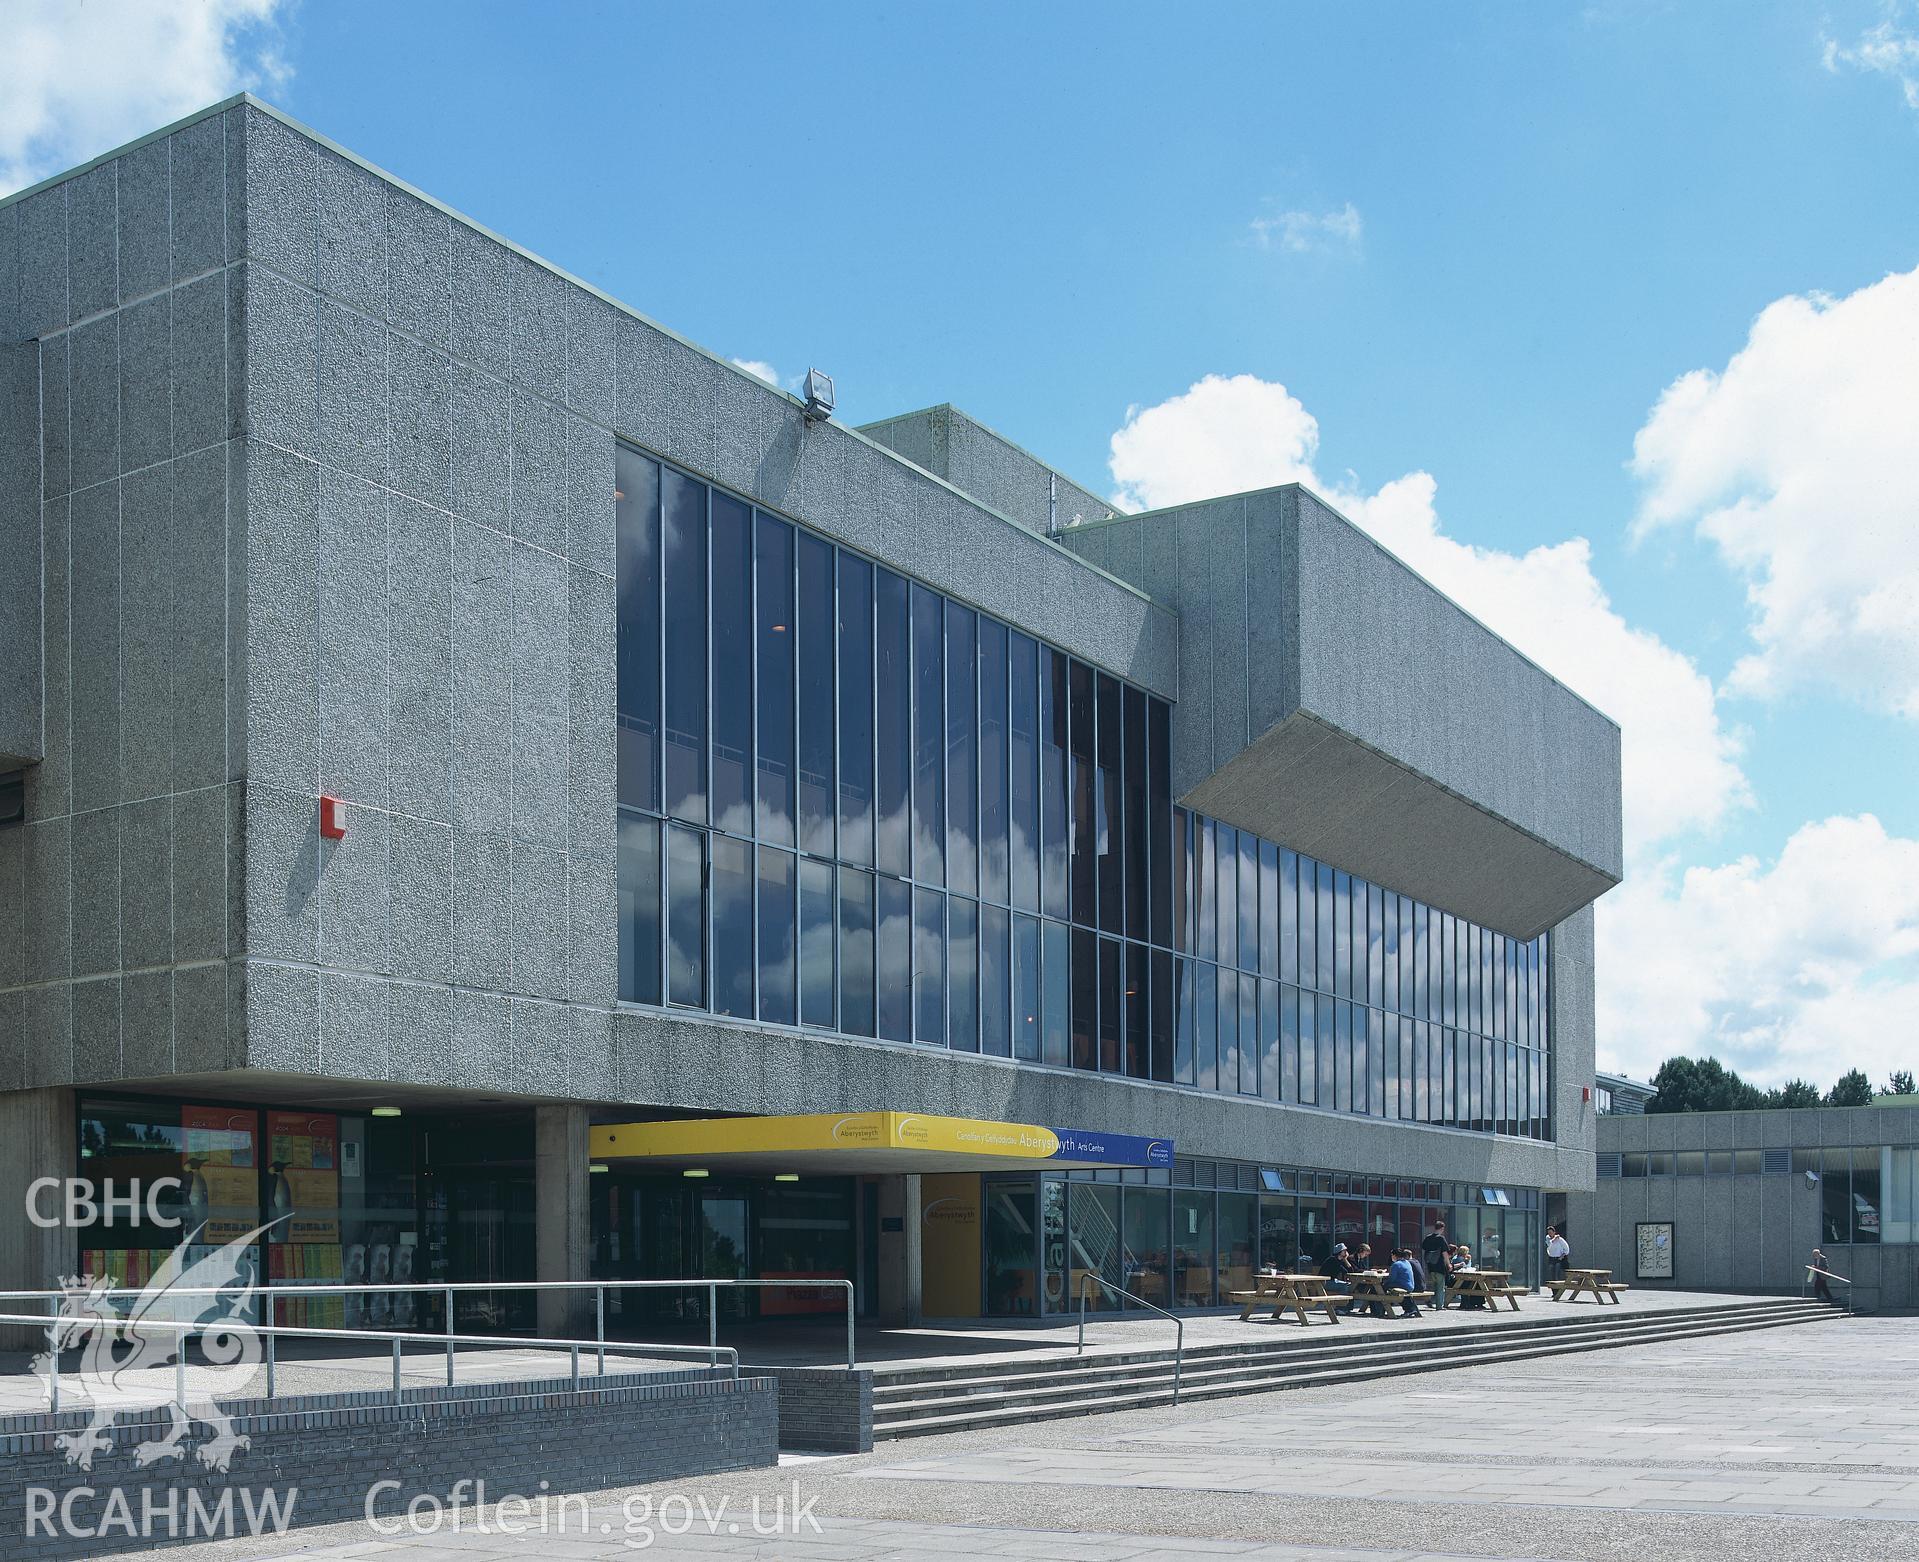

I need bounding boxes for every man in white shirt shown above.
[1545,1225,1571,1283]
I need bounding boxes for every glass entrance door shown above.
[983,1178,1038,1316]
[445,1173,535,1331]
[699,1192,752,1319]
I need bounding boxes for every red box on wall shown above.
[319,796,348,840]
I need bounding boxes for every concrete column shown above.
[0,1088,77,1348]
[534,1104,591,1337]
[874,1173,923,1327]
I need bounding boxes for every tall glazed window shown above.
[912,584,945,886]
[710,493,753,835]
[1008,632,1040,913]
[874,568,912,877]
[796,534,836,858]
[615,449,661,812]
[754,514,795,845]
[661,470,707,823]
[837,554,875,865]
[613,445,1554,1142]
[979,619,1009,905]
[1040,649,1069,921]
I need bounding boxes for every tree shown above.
[1646,1055,1766,1114]
[1888,1070,1916,1098]
[1768,1078,1822,1109]
[1826,1069,1874,1108]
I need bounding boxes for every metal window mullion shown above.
[703,482,714,1012]
[827,548,840,1035]
[747,511,760,1022]
[654,475,668,1000]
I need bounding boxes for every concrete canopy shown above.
[1061,483,1624,941]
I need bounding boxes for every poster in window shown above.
[266,1111,341,1243]
[180,1105,260,1240]
[1635,1221,1674,1280]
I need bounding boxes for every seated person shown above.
[1352,1244,1387,1315]
[1454,1246,1486,1308]
[1387,1248,1423,1317]
[1318,1243,1355,1293]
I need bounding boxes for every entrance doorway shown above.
[699,1192,752,1320]
[984,1177,1038,1316]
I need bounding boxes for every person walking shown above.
[1545,1225,1571,1284]
[1809,1248,1835,1303]
[1425,1228,1453,1311]
[1387,1248,1423,1318]
[1421,1219,1449,1311]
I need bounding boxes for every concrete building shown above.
[1595,1071,1655,1115]
[0,97,1621,1339]
[1565,1106,1919,1311]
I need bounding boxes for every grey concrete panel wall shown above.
[861,404,1116,540]
[1292,489,1622,886]
[1550,904,1597,1184]
[0,1087,75,1343]
[0,340,40,767]
[1058,486,1620,941]
[1,108,250,1098]
[1566,1107,1919,1307]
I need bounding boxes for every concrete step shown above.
[872,1301,1835,1439]
[873,1296,1818,1399]
[875,1307,1832,1425]
[873,1303,1819,1414]
[872,1296,1816,1390]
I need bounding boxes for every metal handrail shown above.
[0,1306,739,1416]
[0,1276,859,1373]
[1074,1274,1184,1405]
[1803,1264,1854,1314]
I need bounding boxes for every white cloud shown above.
[1250,202,1363,255]
[1107,374,1750,854]
[730,358,785,387]
[1109,373,1320,512]
[0,0,290,195]
[1630,264,1919,717]
[1105,370,1919,1090]
[1597,816,1919,1087]
[1823,4,1919,112]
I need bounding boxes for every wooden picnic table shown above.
[1445,1268,1523,1311]
[1230,1271,1348,1327]
[1549,1266,1626,1305]
[1345,1269,1430,1315]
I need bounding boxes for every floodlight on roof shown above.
[802,368,835,423]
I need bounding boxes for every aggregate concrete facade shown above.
[1564,1104,1919,1311]
[1060,486,1622,942]
[0,95,1610,1308]
[862,403,1116,538]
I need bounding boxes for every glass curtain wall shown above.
[1033,1166,1541,1313]
[616,445,1553,1139]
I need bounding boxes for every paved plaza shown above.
[0,1286,1795,1418]
[89,1310,1919,1561]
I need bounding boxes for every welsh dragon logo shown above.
[33,1219,286,1472]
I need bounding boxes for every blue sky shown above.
[6,0,1917,1089]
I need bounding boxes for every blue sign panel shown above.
[1048,1128,1173,1168]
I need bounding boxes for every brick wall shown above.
[0,1367,775,1557]
[759,1366,872,1453]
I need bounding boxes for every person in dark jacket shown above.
[1319,1243,1355,1294]
[1425,1237,1454,1309]
[1421,1220,1450,1309]
[1810,1248,1835,1303]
